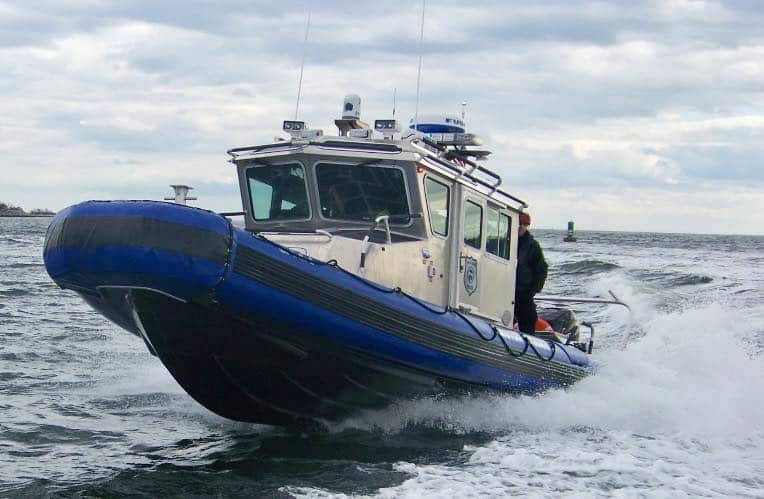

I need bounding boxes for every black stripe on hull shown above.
[127,289,467,426]
[233,244,588,386]
[44,215,229,265]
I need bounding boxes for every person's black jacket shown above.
[516,231,548,296]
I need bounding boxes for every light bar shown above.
[429,132,483,147]
[374,119,400,131]
[283,120,305,131]
[282,120,324,140]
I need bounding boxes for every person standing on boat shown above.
[514,212,548,334]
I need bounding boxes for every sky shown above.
[1,0,763,235]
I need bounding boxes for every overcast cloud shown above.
[1,0,763,234]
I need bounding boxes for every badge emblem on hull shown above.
[463,257,478,295]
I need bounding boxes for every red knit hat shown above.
[519,212,531,225]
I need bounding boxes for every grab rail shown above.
[535,291,634,350]
[410,139,527,210]
[227,142,304,159]
[258,230,333,242]
[359,215,391,274]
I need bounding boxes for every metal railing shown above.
[535,290,634,350]
[410,139,527,210]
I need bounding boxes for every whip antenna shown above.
[294,8,312,120]
[413,0,426,129]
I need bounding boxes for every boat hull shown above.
[44,201,591,426]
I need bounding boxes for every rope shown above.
[452,308,558,363]
[524,338,556,361]
[555,342,575,363]
[211,217,236,293]
[500,326,531,358]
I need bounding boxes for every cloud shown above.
[1,1,763,234]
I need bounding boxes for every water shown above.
[1,217,763,497]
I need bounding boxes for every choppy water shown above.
[1,217,763,497]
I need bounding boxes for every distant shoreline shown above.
[0,213,55,217]
[0,204,55,217]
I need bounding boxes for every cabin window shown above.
[246,163,310,221]
[486,208,511,259]
[463,200,482,249]
[316,162,410,222]
[424,177,449,236]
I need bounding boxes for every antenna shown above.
[413,0,426,130]
[393,87,397,117]
[294,8,312,120]
[461,100,467,120]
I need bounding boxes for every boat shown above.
[44,95,628,427]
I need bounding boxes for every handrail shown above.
[535,291,634,350]
[359,215,392,275]
[417,136,502,184]
[258,230,333,242]
[227,142,304,158]
[488,175,502,194]
[356,213,424,272]
[411,140,527,209]
[316,140,402,153]
[366,214,392,245]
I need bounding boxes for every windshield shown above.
[246,163,310,221]
[317,163,410,222]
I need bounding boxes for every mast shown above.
[294,9,312,120]
[413,0,426,131]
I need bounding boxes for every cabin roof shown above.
[227,134,527,211]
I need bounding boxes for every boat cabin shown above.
[228,96,528,327]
